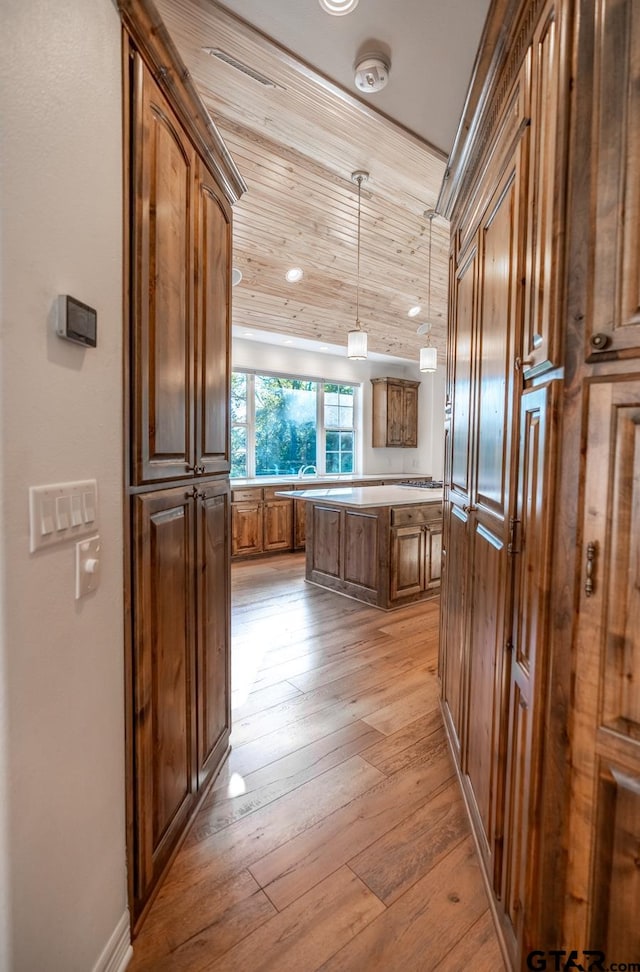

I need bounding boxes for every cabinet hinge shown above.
[507,516,521,555]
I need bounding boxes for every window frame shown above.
[231,368,359,479]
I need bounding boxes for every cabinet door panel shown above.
[588,0,640,359]
[450,244,477,498]
[263,500,293,551]
[441,505,470,760]
[523,2,564,373]
[133,489,196,899]
[403,386,418,447]
[133,62,195,484]
[197,482,230,786]
[425,522,442,589]
[344,511,379,590]
[197,169,232,474]
[231,503,263,556]
[390,525,424,600]
[310,505,341,578]
[387,383,404,446]
[567,379,640,944]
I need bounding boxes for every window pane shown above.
[324,404,340,428]
[255,376,317,477]
[326,452,339,473]
[338,406,353,429]
[231,372,247,423]
[341,452,353,473]
[326,431,339,451]
[340,432,353,452]
[230,426,247,478]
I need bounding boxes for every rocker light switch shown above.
[29,479,98,552]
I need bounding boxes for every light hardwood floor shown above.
[129,553,505,971]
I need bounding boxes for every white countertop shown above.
[231,473,433,487]
[277,484,444,508]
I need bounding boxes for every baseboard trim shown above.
[92,910,132,972]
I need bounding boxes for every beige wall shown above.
[0,1,128,969]
[232,338,446,478]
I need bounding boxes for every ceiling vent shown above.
[354,53,390,93]
[202,48,278,88]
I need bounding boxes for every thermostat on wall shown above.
[56,295,97,347]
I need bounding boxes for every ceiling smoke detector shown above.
[354,53,390,94]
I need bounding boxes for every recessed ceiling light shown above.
[232,267,242,287]
[284,339,294,345]
[318,0,359,15]
[285,267,304,283]
[244,331,254,337]
[408,305,422,318]
[319,346,329,351]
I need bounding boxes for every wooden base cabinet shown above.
[439,0,640,966]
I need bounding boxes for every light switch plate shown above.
[75,534,100,599]
[29,480,98,552]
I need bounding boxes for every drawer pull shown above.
[462,504,477,514]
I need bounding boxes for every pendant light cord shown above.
[356,175,362,329]
[426,209,435,345]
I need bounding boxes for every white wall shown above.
[0,1,128,969]
[232,339,446,478]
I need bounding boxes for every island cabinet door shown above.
[132,488,197,907]
[390,525,425,600]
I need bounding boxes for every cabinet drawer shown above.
[391,505,442,527]
[263,486,293,500]
[231,487,262,502]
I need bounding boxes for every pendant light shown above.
[347,170,369,360]
[419,209,438,373]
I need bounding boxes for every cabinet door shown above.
[501,382,558,954]
[132,488,196,904]
[294,499,306,549]
[464,150,523,890]
[390,525,424,600]
[587,0,640,360]
[386,383,405,446]
[132,58,196,484]
[263,500,293,551]
[231,502,263,556]
[566,379,640,956]
[403,385,419,447]
[196,481,230,787]
[196,164,232,474]
[424,521,442,590]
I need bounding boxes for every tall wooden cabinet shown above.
[371,377,419,447]
[439,0,639,966]
[120,0,245,931]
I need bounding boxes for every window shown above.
[230,371,359,479]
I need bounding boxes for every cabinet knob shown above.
[462,504,477,514]
[584,541,597,597]
[514,356,535,372]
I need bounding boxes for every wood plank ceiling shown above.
[155,0,451,363]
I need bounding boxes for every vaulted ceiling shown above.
[154,0,490,363]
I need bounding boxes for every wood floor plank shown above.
[128,870,275,971]
[318,837,490,971]
[191,721,384,840]
[203,866,385,972]
[361,677,441,735]
[433,910,507,971]
[177,755,385,884]
[249,733,454,911]
[349,777,470,904]
[231,679,303,720]
[360,706,443,774]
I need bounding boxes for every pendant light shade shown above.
[419,345,437,373]
[418,209,438,373]
[347,170,369,360]
[347,328,368,359]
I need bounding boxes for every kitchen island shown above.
[278,485,443,610]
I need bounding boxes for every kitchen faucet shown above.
[298,464,317,478]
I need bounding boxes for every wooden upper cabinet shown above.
[371,377,420,448]
[132,60,195,485]
[522,0,568,375]
[131,57,234,485]
[587,0,640,360]
[196,164,232,475]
